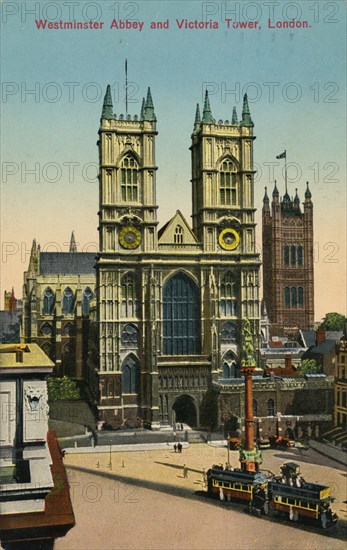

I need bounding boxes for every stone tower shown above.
[96,85,160,428]
[262,181,314,335]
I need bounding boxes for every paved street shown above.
[56,444,347,550]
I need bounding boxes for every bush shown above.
[47,376,81,401]
[297,359,322,375]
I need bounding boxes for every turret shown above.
[231,107,238,124]
[263,187,270,211]
[101,85,113,119]
[201,90,215,124]
[240,94,254,127]
[193,103,201,131]
[305,181,312,201]
[272,181,279,202]
[143,87,156,122]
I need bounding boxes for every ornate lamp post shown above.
[239,319,262,472]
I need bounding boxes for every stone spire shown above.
[194,103,201,125]
[263,186,270,207]
[140,97,145,120]
[201,90,214,124]
[232,107,238,124]
[143,87,156,121]
[69,231,77,253]
[305,181,312,200]
[101,85,113,119]
[272,180,279,199]
[241,94,254,127]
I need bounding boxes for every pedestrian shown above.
[174,443,177,453]
[178,442,182,453]
[183,464,188,478]
[180,423,183,431]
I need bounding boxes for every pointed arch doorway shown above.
[172,394,198,428]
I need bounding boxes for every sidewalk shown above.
[309,439,347,467]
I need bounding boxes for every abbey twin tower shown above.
[23,83,314,429]
[93,85,260,429]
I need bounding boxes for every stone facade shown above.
[93,87,261,429]
[22,236,96,380]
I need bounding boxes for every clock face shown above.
[119,226,141,250]
[219,228,240,251]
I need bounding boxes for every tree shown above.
[298,359,322,375]
[320,312,346,332]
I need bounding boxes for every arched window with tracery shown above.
[298,287,304,307]
[122,355,140,394]
[291,287,297,308]
[120,155,139,202]
[62,287,74,314]
[219,159,238,206]
[174,225,183,244]
[82,287,94,315]
[284,287,290,308]
[163,273,200,355]
[121,324,139,346]
[220,273,237,317]
[284,245,289,266]
[298,245,303,266]
[121,273,138,318]
[43,287,55,315]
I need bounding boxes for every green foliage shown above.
[47,376,81,401]
[320,312,346,331]
[298,359,322,375]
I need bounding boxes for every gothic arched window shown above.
[284,287,290,308]
[163,273,200,355]
[121,324,139,346]
[298,287,304,307]
[298,246,303,266]
[121,273,138,318]
[221,321,237,343]
[267,398,275,416]
[291,245,296,266]
[284,245,289,266]
[122,355,140,394]
[43,287,55,315]
[82,287,94,315]
[291,287,297,308]
[219,159,238,206]
[174,225,183,244]
[220,273,237,317]
[120,155,139,202]
[62,287,74,314]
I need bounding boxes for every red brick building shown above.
[262,182,314,336]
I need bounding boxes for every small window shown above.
[284,287,290,308]
[267,398,275,416]
[174,225,183,244]
[298,246,303,266]
[291,245,296,265]
[284,245,289,266]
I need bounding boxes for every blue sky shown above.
[1,0,346,318]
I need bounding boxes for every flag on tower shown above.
[276,151,286,159]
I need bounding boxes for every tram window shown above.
[288,498,295,505]
[308,503,316,510]
[242,484,248,491]
[235,483,241,490]
[301,500,308,508]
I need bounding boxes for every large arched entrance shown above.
[172,395,197,427]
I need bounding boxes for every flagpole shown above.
[284,150,287,194]
[125,58,128,117]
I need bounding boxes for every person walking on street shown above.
[174,443,177,453]
[183,464,188,478]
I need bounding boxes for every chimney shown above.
[15,349,24,363]
[284,354,292,372]
[316,328,326,346]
